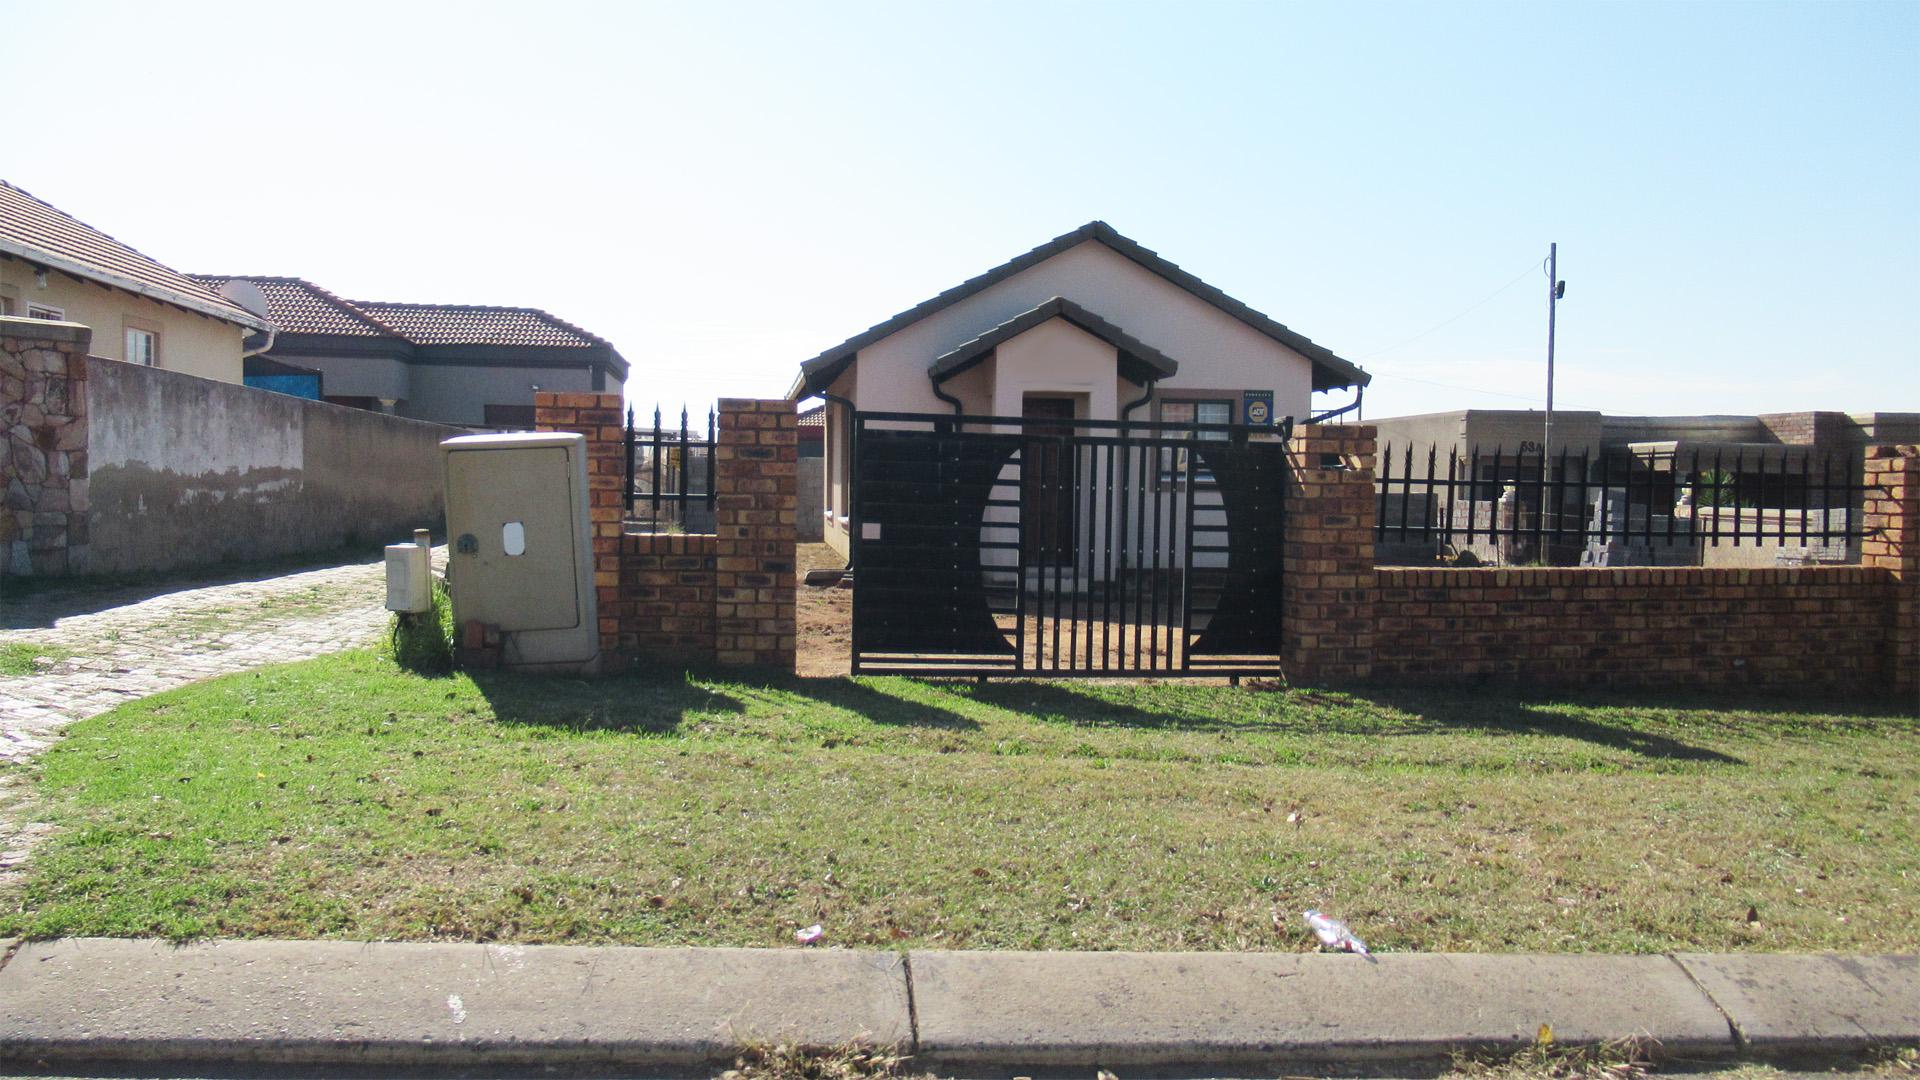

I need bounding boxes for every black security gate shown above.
[849,409,1292,678]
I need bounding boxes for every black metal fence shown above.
[1374,443,1874,565]
[625,405,716,526]
[850,410,1294,678]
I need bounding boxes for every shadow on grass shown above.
[784,676,981,730]
[955,679,1903,765]
[460,657,1912,765]
[465,663,982,734]
[1351,685,1749,764]
[468,665,747,735]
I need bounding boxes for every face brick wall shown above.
[535,392,795,671]
[529,388,1914,695]
[1373,565,1890,686]
[1862,445,1918,698]
[1283,423,1377,681]
[1354,438,1918,695]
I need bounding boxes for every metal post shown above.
[1544,242,1560,466]
[651,405,663,525]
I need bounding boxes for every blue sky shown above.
[4,0,1914,420]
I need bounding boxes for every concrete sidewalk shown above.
[0,939,1913,1075]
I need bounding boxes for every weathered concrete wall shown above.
[83,359,452,574]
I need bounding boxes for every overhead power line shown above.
[1354,260,1540,360]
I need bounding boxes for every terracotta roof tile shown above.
[1,180,261,327]
[190,275,399,338]
[348,301,612,349]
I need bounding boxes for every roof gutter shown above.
[1121,379,1157,423]
[242,325,277,360]
[0,240,270,332]
[927,369,965,416]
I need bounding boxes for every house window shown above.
[125,328,158,366]
[1162,399,1232,439]
[26,303,63,321]
[1159,398,1233,483]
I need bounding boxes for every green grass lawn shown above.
[3,650,1916,952]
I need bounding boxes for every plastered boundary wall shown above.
[3,317,450,577]
[1287,424,1918,696]
[534,392,796,670]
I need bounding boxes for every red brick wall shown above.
[535,391,795,672]
[1862,445,1918,699]
[616,532,717,658]
[1372,565,1890,686]
[1283,424,1378,681]
[713,399,798,667]
[1343,438,1920,694]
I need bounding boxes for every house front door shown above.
[1022,396,1076,566]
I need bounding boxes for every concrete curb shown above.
[0,939,1912,1074]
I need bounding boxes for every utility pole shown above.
[1543,243,1565,472]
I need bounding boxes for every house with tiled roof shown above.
[1,180,267,382]
[188,275,628,428]
[791,220,1369,556]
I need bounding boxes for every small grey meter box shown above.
[440,431,600,671]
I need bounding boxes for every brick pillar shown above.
[535,391,627,657]
[1283,423,1378,683]
[713,399,797,669]
[1,317,91,578]
[1862,444,1919,700]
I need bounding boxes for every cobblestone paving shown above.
[0,552,442,877]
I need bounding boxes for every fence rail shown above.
[1374,443,1873,564]
[625,405,716,525]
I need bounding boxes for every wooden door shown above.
[1022,397,1076,566]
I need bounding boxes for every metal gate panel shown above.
[850,410,1291,678]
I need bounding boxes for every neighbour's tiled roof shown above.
[347,301,613,349]
[190,275,398,338]
[0,180,262,328]
[183,274,626,377]
[798,405,825,427]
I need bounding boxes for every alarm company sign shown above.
[1242,390,1274,426]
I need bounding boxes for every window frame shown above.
[125,326,159,367]
[25,303,64,321]
[1156,395,1236,485]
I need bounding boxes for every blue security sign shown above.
[1243,390,1274,426]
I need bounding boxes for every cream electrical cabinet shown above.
[440,432,600,672]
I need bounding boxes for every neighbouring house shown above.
[796,404,826,543]
[1,180,267,381]
[187,275,629,429]
[789,221,1370,556]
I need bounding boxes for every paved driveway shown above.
[0,551,441,874]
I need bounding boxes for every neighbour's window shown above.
[26,304,63,321]
[125,328,158,366]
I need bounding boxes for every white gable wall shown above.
[818,239,1328,557]
[846,240,1317,422]
[989,318,1120,421]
